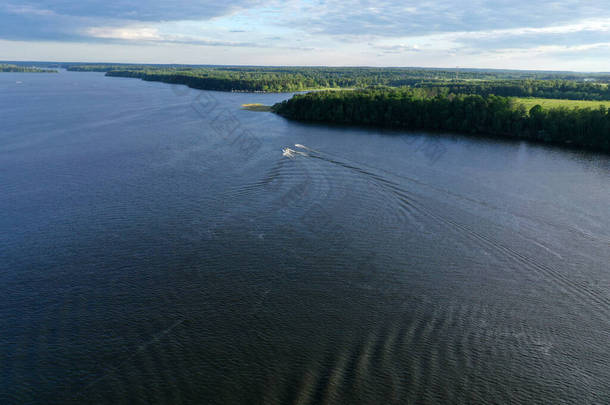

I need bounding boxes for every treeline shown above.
[104,67,476,92]
[67,64,610,81]
[0,64,56,73]
[59,64,610,93]
[272,90,610,152]
[106,70,331,92]
[67,65,150,72]
[418,80,610,101]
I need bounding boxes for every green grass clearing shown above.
[241,103,272,112]
[514,97,610,110]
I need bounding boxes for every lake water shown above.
[1,70,609,404]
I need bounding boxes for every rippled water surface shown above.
[1,71,609,404]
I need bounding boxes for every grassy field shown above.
[514,97,610,110]
[241,103,272,112]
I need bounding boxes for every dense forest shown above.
[106,69,333,92]
[0,64,57,73]
[272,90,610,152]
[56,64,610,93]
[417,80,610,101]
[66,65,151,72]
[103,66,498,92]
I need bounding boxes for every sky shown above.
[1,0,609,71]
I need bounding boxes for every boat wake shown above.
[283,147,309,158]
[279,143,610,326]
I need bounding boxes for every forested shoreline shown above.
[0,64,57,73]
[272,90,610,152]
[106,69,610,99]
[57,64,610,93]
[105,70,329,92]
[33,62,609,152]
[102,66,498,92]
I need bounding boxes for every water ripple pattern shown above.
[1,71,609,404]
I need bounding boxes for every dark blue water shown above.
[1,70,609,404]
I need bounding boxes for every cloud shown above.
[4,0,609,42]
[87,27,162,41]
[3,4,56,17]
[2,0,610,70]
[84,23,251,46]
[274,0,607,37]
[3,1,259,22]
[83,23,314,50]
[0,1,260,41]
[374,43,420,54]
[412,17,610,57]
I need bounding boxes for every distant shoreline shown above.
[0,64,57,73]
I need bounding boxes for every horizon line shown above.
[2,60,609,74]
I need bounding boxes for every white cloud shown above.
[3,4,56,17]
[2,1,610,70]
[87,26,162,41]
[455,18,610,40]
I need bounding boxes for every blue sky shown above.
[1,1,609,71]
